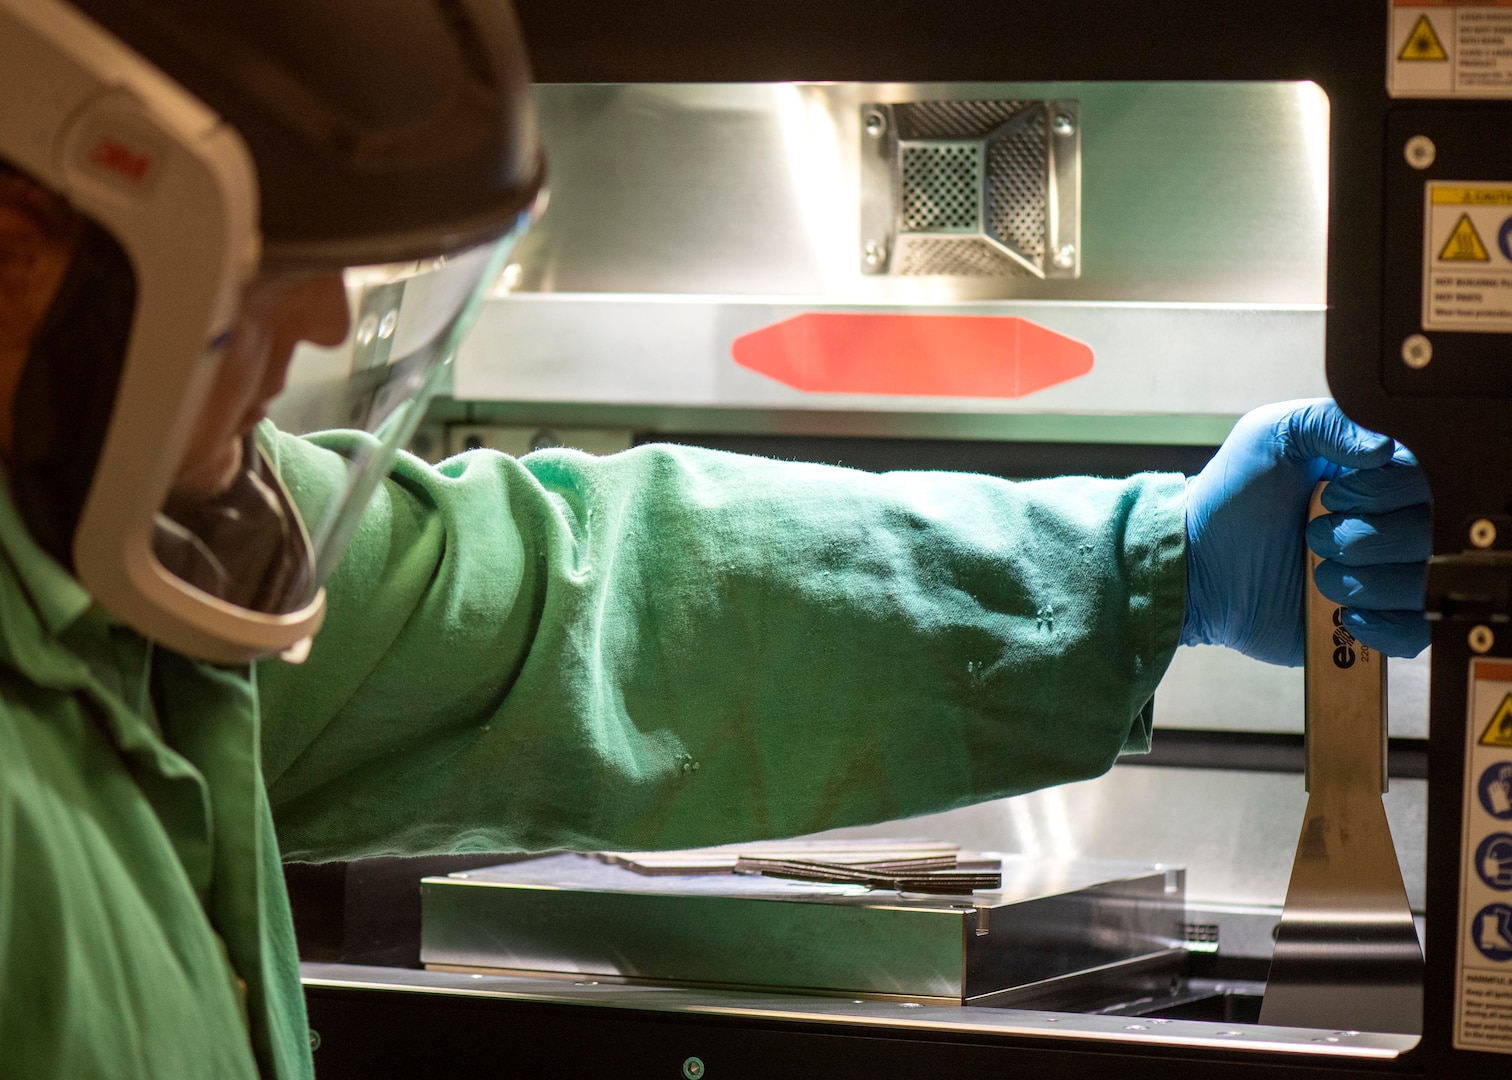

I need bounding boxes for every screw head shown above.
[1471,625,1496,654]
[1405,135,1437,170]
[863,239,888,270]
[1472,519,1499,549]
[1401,333,1433,369]
[1052,112,1076,137]
[864,111,887,138]
[1052,243,1077,270]
[682,1056,705,1079]
[308,1029,322,1052]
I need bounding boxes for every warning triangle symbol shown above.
[1400,14,1449,62]
[1481,694,1512,748]
[1440,214,1491,262]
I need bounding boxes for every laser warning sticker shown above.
[1423,182,1512,333]
[1390,0,1512,98]
[1402,13,1450,61]
[1457,661,1512,1054]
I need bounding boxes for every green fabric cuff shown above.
[1117,471,1188,757]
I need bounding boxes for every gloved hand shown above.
[1182,399,1431,667]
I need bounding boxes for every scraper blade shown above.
[1259,484,1423,1034]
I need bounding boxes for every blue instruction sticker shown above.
[1473,904,1512,963]
[1478,835,1512,891]
[1479,762,1512,820]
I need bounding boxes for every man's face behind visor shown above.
[155,236,519,620]
[174,272,349,503]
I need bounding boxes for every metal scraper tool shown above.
[1259,484,1424,1034]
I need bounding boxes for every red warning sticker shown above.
[728,308,1088,396]
[731,312,1093,399]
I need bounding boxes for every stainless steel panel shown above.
[510,82,1327,304]
[440,398,1246,444]
[302,962,1421,1056]
[456,80,1329,419]
[1154,645,1432,738]
[455,298,1326,416]
[812,768,1428,911]
[420,853,1182,1002]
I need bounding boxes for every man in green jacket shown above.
[0,0,1431,1077]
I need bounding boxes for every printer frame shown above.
[300,1,1511,1074]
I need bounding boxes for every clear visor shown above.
[153,212,529,618]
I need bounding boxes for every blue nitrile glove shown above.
[1306,442,1432,657]
[1182,399,1431,667]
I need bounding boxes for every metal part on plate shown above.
[420,853,1184,1003]
[857,100,1079,278]
[1259,485,1424,1034]
[1471,518,1498,549]
[301,963,1421,1059]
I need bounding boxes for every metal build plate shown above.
[420,853,1183,1002]
[301,963,1420,1060]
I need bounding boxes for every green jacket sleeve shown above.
[257,431,1186,862]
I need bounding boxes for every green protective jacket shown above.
[0,430,1185,1079]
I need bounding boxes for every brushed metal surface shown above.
[419,853,1181,1001]
[1259,488,1424,1034]
[1154,644,1431,739]
[812,769,1427,913]
[457,80,1330,419]
[508,82,1326,304]
[456,298,1326,416]
[300,962,1420,1057]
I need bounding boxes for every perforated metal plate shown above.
[861,98,1079,278]
[900,143,981,232]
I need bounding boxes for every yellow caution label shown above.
[1400,14,1450,62]
[1440,213,1492,262]
[1433,187,1512,207]
[1482,694,1512,748]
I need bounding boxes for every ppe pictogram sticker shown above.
[1473,904,1512,963]
[1482,695,1512,748]
[1400,14,1450,61]
[1479,762,1512,820]
[1478,835,1512,891]
[1440,213,1491,262]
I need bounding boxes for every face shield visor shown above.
[156,226,525,629]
